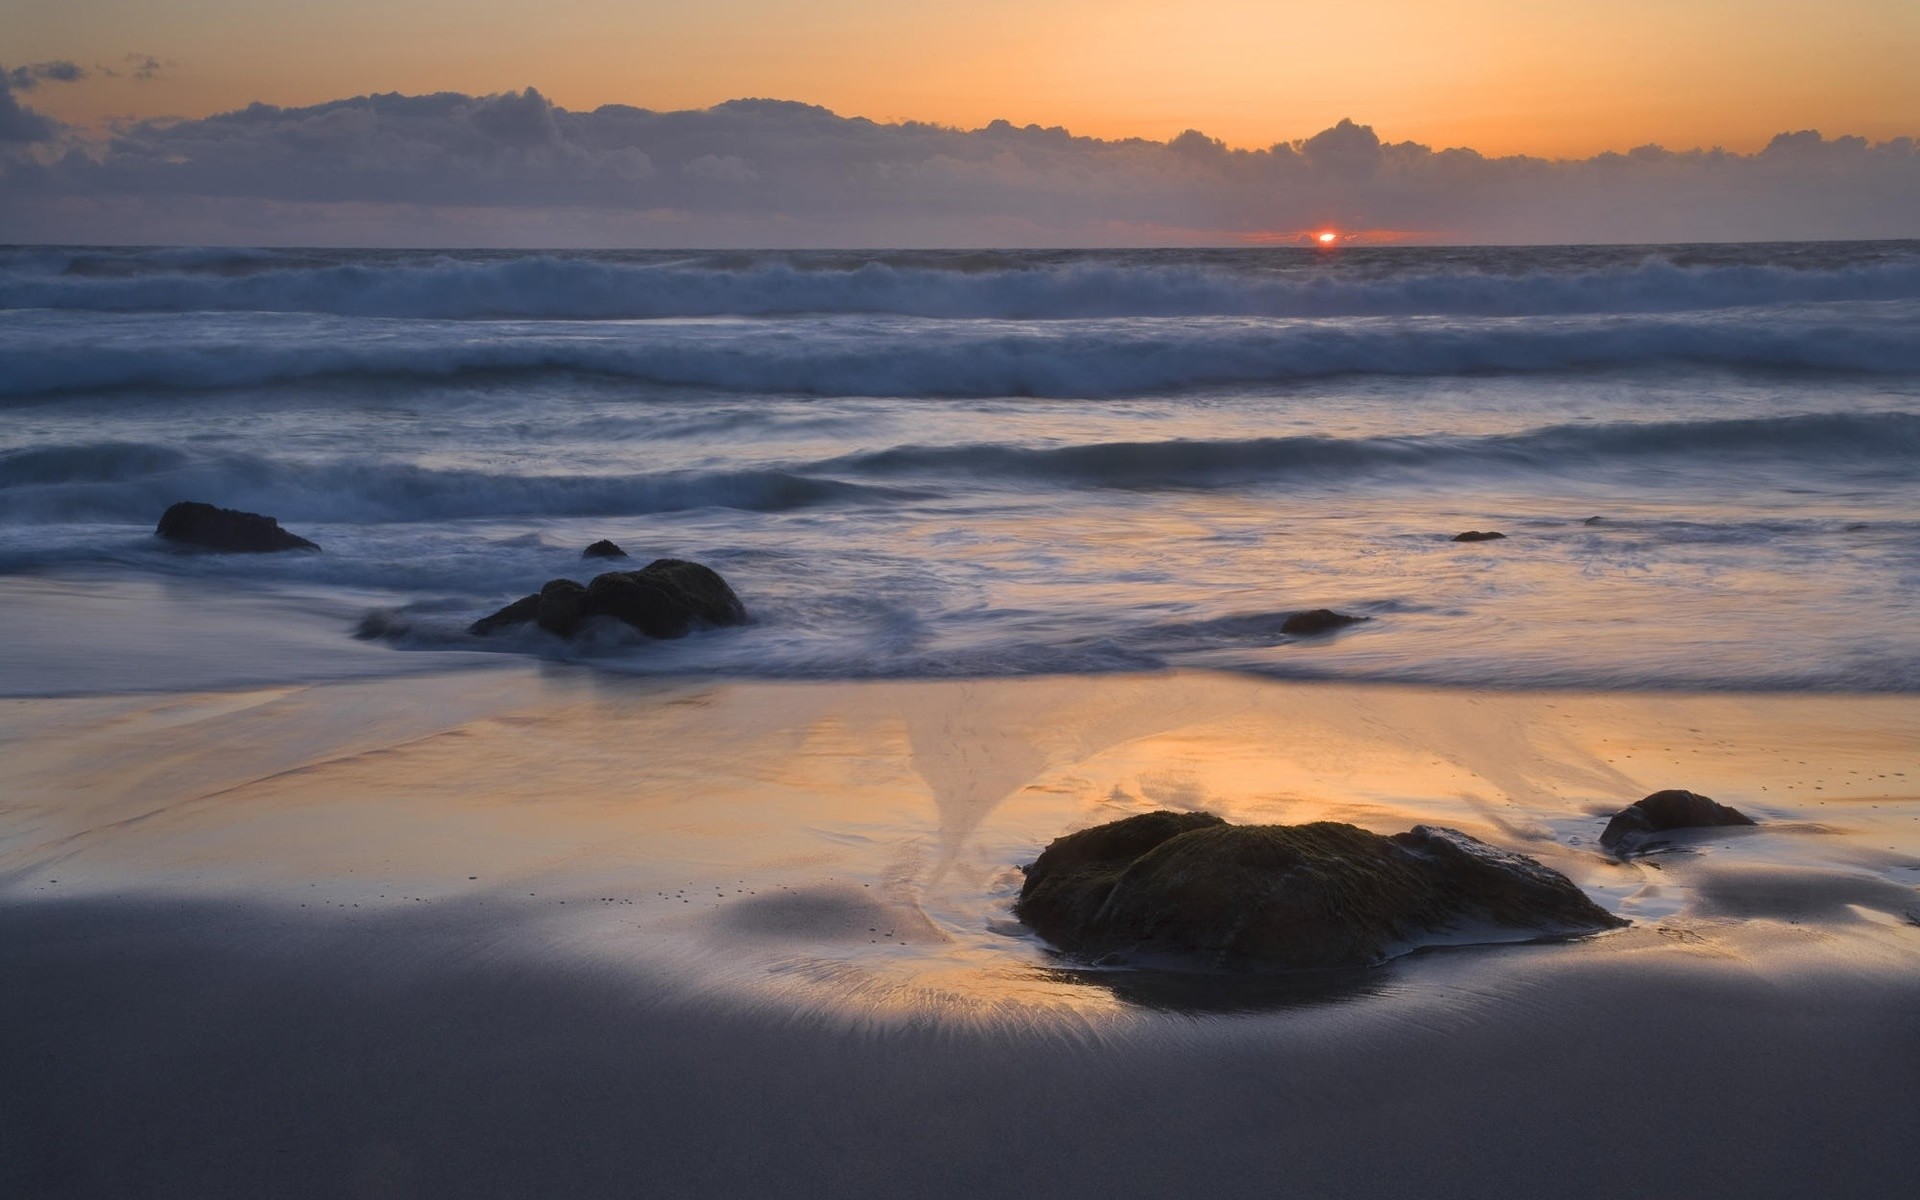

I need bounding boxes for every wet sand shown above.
[3,667,1918,1197]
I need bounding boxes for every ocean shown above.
[3,240,1918,695]
[7,241,1920,1200]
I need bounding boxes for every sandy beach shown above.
[5,647,1917,1197]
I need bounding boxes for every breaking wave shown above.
[5,413,1911,526]
[4,303,1916,398]
[6,249,1920,321]
[0,443,914,524]
[826,411,1920,488]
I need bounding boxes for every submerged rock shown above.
[1599,789,1755,852]
[582,539,628,559]
[1280,609,1367,636]
[1016,812,1623,973]
[155,501,319,553]
[469,558,747,640]
[1452,530,1507,542]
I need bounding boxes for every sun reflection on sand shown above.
[3,667,1917,1021]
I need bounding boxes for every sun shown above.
[1316,231,1339,245]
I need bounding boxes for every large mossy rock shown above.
[1015,811,1624,972]
[1599,789,1754,853]
[469,558,747,640]
[156,501,319,553]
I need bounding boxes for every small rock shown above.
[583,539,628,559]
[156,501,320,553]
[1281,609,1368,636]
[469,558,747,640]
[1599,789,1755,852]
[1583,516,1605,526]
[1452,530,1507,542]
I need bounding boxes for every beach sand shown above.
[4,664,1917,1197]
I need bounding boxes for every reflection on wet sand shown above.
[4,667,1916,1020]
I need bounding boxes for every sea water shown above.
[2,242,1917,694]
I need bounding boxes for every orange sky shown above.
[9,0,1918,155]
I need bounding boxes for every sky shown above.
[2,0,1917,246]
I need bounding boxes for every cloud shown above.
[0,80,57,144]
[683,153,758,183]
[0,88,1914,246]
[5,61,88,90]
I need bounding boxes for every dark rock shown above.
[468,558,747,640]
[155,501,319,553]
[1599,789,1755,852]
[1281,609,1368,636]
[583,539,628,559]
[468,593,540,636]
[1015,812,1624,973]
[1452,530,1507,542]
[583,571,677,639]
[584,558,747,639]
[536,579,589,637]
[1583,516,1605,525]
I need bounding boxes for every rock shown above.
[469,558,747,639]
[583,539,628,559]
[536,578,589,637]
[586,559,747,639]
[155,501,319,553]
[468,593,540,635]
[1583,516,1605,525]
[1452,530,1507,542]
[1280,609,1367,636]
[1599,789,1755,852]
[1015,812,1624,972]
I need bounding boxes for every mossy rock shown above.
[1016,812,1623,972]
[1599,789,1754,853]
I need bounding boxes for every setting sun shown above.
[1317,231,1339,245]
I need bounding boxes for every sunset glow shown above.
[5,0,1917,155]
[1317,232,1339,245]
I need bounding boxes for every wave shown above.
[826,412,1920,487]
[0,444,916,524]
[4,413,1911,533]
[5,304,1917,399]
[7,250,1920,321]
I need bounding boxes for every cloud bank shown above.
[1,84,1914,246]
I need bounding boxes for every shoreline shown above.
[4,662,1917,1196]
